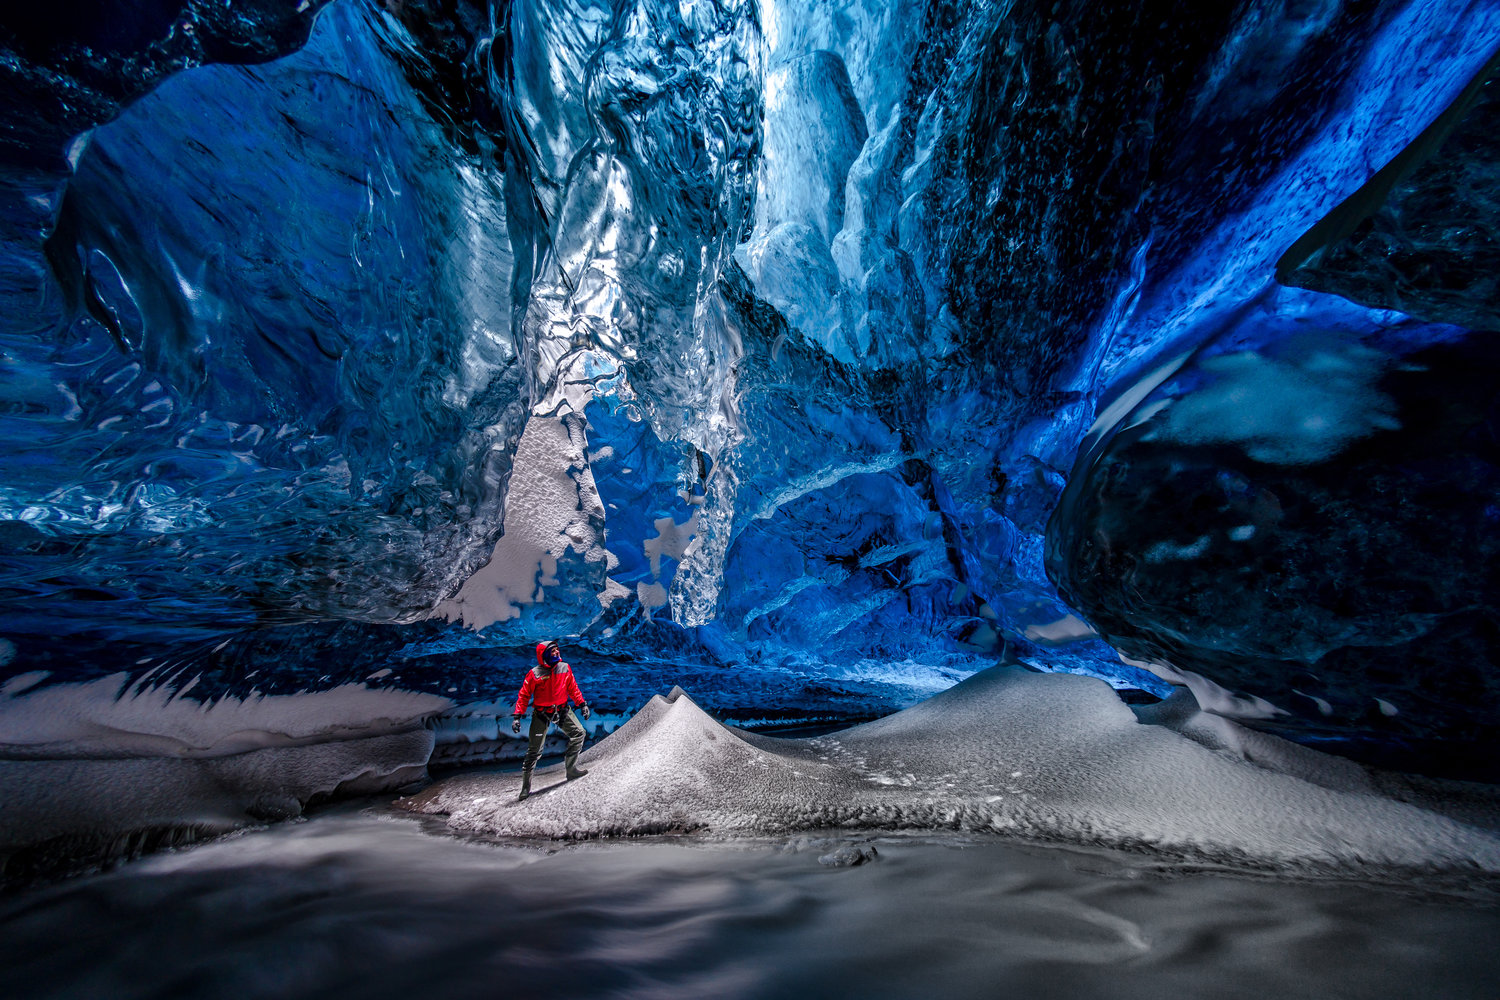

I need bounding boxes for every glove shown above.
[511,717,522,734]
[581,703,591,721]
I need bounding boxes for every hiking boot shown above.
[518,771,532,801]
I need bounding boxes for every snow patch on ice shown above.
[1120,653,1287,722]
[643,514,699,578]
[1024,614,1099,646]
[820,657,979,696]
[0,670,48,697]
[437,410,608,631]
[746,455,907,522]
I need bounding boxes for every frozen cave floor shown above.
[403,668,1500,882]
[8,807,1500,1000]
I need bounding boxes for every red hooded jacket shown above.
[512,643,587,716]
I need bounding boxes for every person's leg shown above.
[558,708,588,779]
[519,712,549,799]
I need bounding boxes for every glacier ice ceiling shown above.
[2,0,1500,814]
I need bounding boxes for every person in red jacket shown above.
[510,639,592,800]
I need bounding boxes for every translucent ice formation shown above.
[5,2,525,630]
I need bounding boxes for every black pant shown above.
[522,706,586,773]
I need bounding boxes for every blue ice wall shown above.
[3,2,524,640]
[3,0,1500,773]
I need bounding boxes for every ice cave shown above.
[3,0,1500,996]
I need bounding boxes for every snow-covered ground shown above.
[4,667,1499,998]
[408,667,1500,878]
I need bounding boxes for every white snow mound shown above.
[405,668,1500,876]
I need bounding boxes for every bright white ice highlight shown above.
[1150,339,1400,465]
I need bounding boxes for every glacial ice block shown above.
[404,668,1500,877]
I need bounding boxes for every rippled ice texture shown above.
[3,807,1498,1000]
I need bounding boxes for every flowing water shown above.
[3,799,1498,1000]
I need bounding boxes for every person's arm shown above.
[511,672,535,732]
[566,667,590,719]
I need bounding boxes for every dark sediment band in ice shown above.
[404,668,1500,877]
